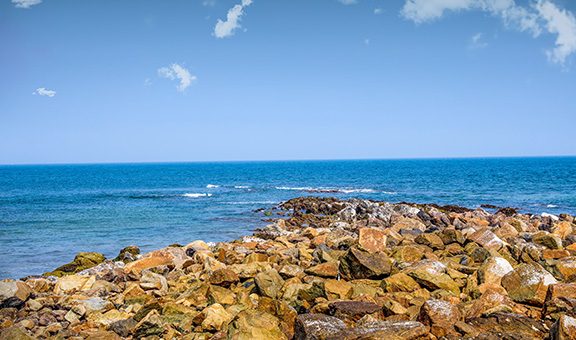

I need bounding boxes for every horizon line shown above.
[1,154,575,167]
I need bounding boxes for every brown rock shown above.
[339,248,391,280]
[533,231,563,249]
[201,303,232,332]
[358,227,387,253]
[328,301,383,324]
[255,269,285,299]
[209,268,240,287]
[327,320,429,340]
[415,233,445,250]
[227,309,287,340]
[294,313,346,340]
[501,263,558,306]
[382,273,421,293]
[468,228,505,250]
[467,312,548,339]
[305,262,339,278]
[324,279,352,300]
[477,256,514,286]
[550,314,576,340]
[417,299,461,337]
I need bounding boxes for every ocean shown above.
[1,157,575,279]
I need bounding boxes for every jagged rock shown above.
[550,314,576,340]
[139,270,168,295]
[415,233,445,250]
[417,299,461,337]
[501,263,557,306]
[44,252,106,277]
[327,320,429,340]
[294,313,346,340]
[0,281,32,308]
[114,245,140,263]
[227,309,287,340]
[255,269,285,299]
[329,301,383,324]
[468,228,505,250]
[477,256,514,286]
[405,260,460,295]
[382,273,421,292]
[305,262,339,278]
[209,268,240,287]
[358,227,387,253]
[324,279,352,300]
[467,312,548,339]
[201,303,232,332]
[533,231,563,249]
[0,326,34,340]
[339,247,391,280]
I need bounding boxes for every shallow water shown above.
[1,157,575,279]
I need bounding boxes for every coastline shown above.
[1,197,576,339]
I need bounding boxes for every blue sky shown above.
[1,0,575,164]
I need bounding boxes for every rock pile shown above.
[1,197,576,339]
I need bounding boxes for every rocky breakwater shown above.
[2,197,576,339]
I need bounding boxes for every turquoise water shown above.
[1,157,575,279]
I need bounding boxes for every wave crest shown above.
[182,193,212,198]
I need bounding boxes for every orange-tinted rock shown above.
[417,299,461,337]
[358,227,387,253]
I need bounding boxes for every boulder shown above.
[405,260,460,295]
[339,248,391,280]
[294,313,346,340]
[358,227,387,253]
[254,269,285,299]
[209,268,240,287]
[227,310,287,340]
[468,228,505,250]
[305,262,339,278]
[417,299,461,337]
[327,320,429,340]
[477,256,514,286]
[44,252,106,277]
[550,314,576,340]
[328,301,383,324]
[201,303,232,332]
[0,281,32,308]
[501,263,558,306]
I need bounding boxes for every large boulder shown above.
[44,252,106,277]
[339,248,391,280]
[327,320,429,340]
[417,299,461,337]
[255,269,285,299]
[0,281,32,308]
[358,227,387,253]
[227,310,287,340]
[501,263,558,306]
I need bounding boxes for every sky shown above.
[0,0,575,164]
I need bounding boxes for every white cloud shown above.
[33,87,56,97]
[157,64,196,92]
[535,1,576,65]
[338,0,358,5]
[12,0,42,8]
[214,0,253,38]
[469,32,488,48]
[401,0,576,65]
[374,8,384,15]
[364,38,371,45]
[202,0,216,6]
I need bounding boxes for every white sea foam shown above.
[206,184,219,188]
[182,193,212,198]
[234,185,250,189]
[275,186,378,194]
[546,204,558,208]
[226,201,277,205]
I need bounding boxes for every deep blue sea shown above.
[1,157,575,279]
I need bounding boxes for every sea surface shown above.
[1,157,575,279]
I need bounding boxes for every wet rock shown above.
[501,263,557,306]
[294,313,346,340]
[339,248,391,280]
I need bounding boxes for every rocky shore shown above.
[2,197,576,339]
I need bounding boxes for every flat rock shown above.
[294,313,346,340]
[339,247,391,280]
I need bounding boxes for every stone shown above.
[552,257,576,281]
[279,264,305,279]
[417,299,461,337]
[124,249,176,274]
[305,262,339,278]
[294,313,346,340]
[382,273,421,292]
[201,303,232,332]
[0,326,34,340]
[467,312,548,339]
[533,231,563,249]
[0,281,32,307]
[468,228,505,250]
[209,268,240,287]
[208,285,236,305]
[255,269,285,299]
[327,320,429,340]
[324,279,352,300]
[339,247,391,280]
[501,263,558,306]
[44,252,106,277]
[328,301,383,324]
[553,221,573,239]
[550,314,576,340]
[114,245,140,263]
[139,270,168,295]
[358,227,387,253]
[54,275,93,294]
[108,318,137,338]
[477,256,514,286]
[227,309,287,340]
[415,233,445,250]
[405,260,460,295]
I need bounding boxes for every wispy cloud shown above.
[338,0,358,5]
[202,0,216,7]
[158,64,196,92]
[469,32,488,49]
[12,0,42,8]
[33,87,56,97]
[214,0,253,38]
[535,1,576,65]
[401,0,576,65]
[374,8,384,15]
